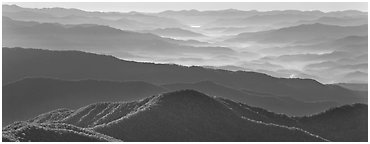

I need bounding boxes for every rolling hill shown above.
[158,9,366,26]
[3,77,340,126]
[227,23,367,44]
[3,47,365,106]
[3,90,326,142]
[297,103,368,142]
[142,28,206,37]
[3,47,366,106]
[3,90,367,141]
[204,13,318,28]
[162,81,338,116]
[2,4,187,30]
[294,16,368,26]
[2,17,234,59]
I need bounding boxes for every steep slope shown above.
[89,90,326,141]
[3,77,166,125]
[2,77,338,128]
[162,81,338,116]
[2,122,121,142]
[227,23,367,44]
[297,104,368,142]
[227,101,368,142]
[26,109,74,123]
[3,47,365,105]
[3,90,366,142]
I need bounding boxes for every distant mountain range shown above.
[203,13,319,28]
[205,14,367,28]
[158,8,366,26]
[2,47,367,126]
[227,23,367,44]
[141,28,206,38]
[2,17,234,61]
[260,35,368,55]
[3,4,367,32]
[4,48,365,105]
[293,16,367,27]
[335,83,368,91]
[2,4,367,84]
[3,77,339,125]
[3,90,367,141]
[2,4,187,30]
[2,4,368,142]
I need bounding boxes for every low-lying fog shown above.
[3,5,368,84]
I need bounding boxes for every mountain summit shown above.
[3,90,367,141]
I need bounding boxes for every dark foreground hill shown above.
[3,90,367,142]
[2,77,166,125]
[2,121,121,142]
[163,81,338,116]
[297,103,368,142]
[3,90,326,142]
[3,77,341,126]
[3,47,366,106]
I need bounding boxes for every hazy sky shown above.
[3,2,368,12]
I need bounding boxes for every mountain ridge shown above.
[2,77,166,125]
[227,23,367,43]
[3,90,367,141]
[3,47,365,106]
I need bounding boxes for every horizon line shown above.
[3,3,368,13]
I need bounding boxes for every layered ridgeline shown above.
[226,23,367,44]
[3,77,338,126]
[2,4,187,30]
[140,28,207,38]
[2,17,232,60]
[4,4,366,31]
[3,48,367,125]
[3,6,368,84]
[3,90,367,142]
[3,47,366,104]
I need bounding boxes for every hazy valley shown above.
[2,3,368,142]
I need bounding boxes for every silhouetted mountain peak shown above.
[155,89,218,106]
[89,90,328,141]
[5,88,365,141]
